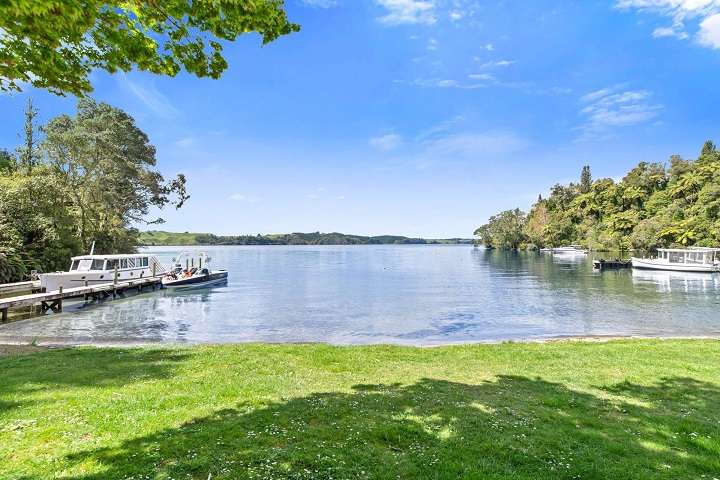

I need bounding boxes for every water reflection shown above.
[0,245,718,345]
[632,269,720,294]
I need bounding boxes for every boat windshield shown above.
[72,259,105,271]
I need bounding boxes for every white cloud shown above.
[652,25,690,38]
[482,43,495,51]
[577,86,662,141]
[698,12,720,47]
[427,37,438,50]
[369,133,403,151]
[119,76,180,119]
[423,131,528,157]
[616,0,720,47]
[475,59,515,69]
[410,74,527,90]
[449,10,464,21]
[467,73,495,81]
[175,137,195,148]
[300,0,338,7]
[375,0,437,25]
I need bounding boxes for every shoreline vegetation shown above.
[139,230,474,246]
[475,140,720,251]
[0,99,187,284]
[2,339,719,479]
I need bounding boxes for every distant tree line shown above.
[475,140,720,251]
[0,99,187,283]
[140,231,473,246]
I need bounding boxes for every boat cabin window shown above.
[106,259,118,270]
[70,260,80,270]
[76,259,93,271]
[669,252,685,263]
[687,252,704,265]
[91,259,105,270]
[120,259,128,269]
[139,257,149,267]
[127,258,135,268]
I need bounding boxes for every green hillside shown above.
[139,231,472,246]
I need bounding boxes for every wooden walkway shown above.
[0,280,40,296]
[0,276,163,323]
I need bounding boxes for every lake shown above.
[1,245,719,345]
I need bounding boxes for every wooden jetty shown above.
[0,276,163,323]
[0,280,41,296]
[593,259,632,271]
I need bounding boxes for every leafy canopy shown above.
[0,0,299,96]
[0,98,189,278]
[475,140,720,251]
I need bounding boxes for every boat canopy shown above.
[654,247,720,265]
[70,254,154,260]
[68,254,158,272]
[657,247,720,253]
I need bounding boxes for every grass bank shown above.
[1,340,719,479]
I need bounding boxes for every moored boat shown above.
[542,245,588,255]
[161,252,228,289]
[39,253,165,292]
[631,247,720,273]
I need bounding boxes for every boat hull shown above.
[162,271,228,288]
[631,258,719,273]
[40,267,161,292]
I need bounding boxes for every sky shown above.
[2,0,720,238]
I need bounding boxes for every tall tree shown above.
[16,98,39,173]
[42,99,188,252]
[1,1,300,96]
[580,165,592,194]
[0,149,14,172]
[701,140,716,157]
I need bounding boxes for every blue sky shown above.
[2,0,720,237]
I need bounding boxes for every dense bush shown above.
[476,140,720,251]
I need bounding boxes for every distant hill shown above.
[139,231,473,246]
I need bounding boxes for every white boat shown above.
[162,252,228,289]
[631,247,720,273]
[39,253,166,292]
[543,246,588,255]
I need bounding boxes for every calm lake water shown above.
[1,245,719,345]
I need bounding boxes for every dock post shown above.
[1,308,7,323]
[84,280,89,301]
[113,265,118,298]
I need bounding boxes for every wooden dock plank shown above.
[0,276,163,312]
[0,280,40,295]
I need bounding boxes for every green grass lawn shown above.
[1,340,719,479]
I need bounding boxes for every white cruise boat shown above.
[39,253,166,292]
[631,247,720,273]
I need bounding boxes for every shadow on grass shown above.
[0,348,188,412]
[60,375,719,479]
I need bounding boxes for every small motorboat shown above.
[162,252,228,289]
[541,246,588,255]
